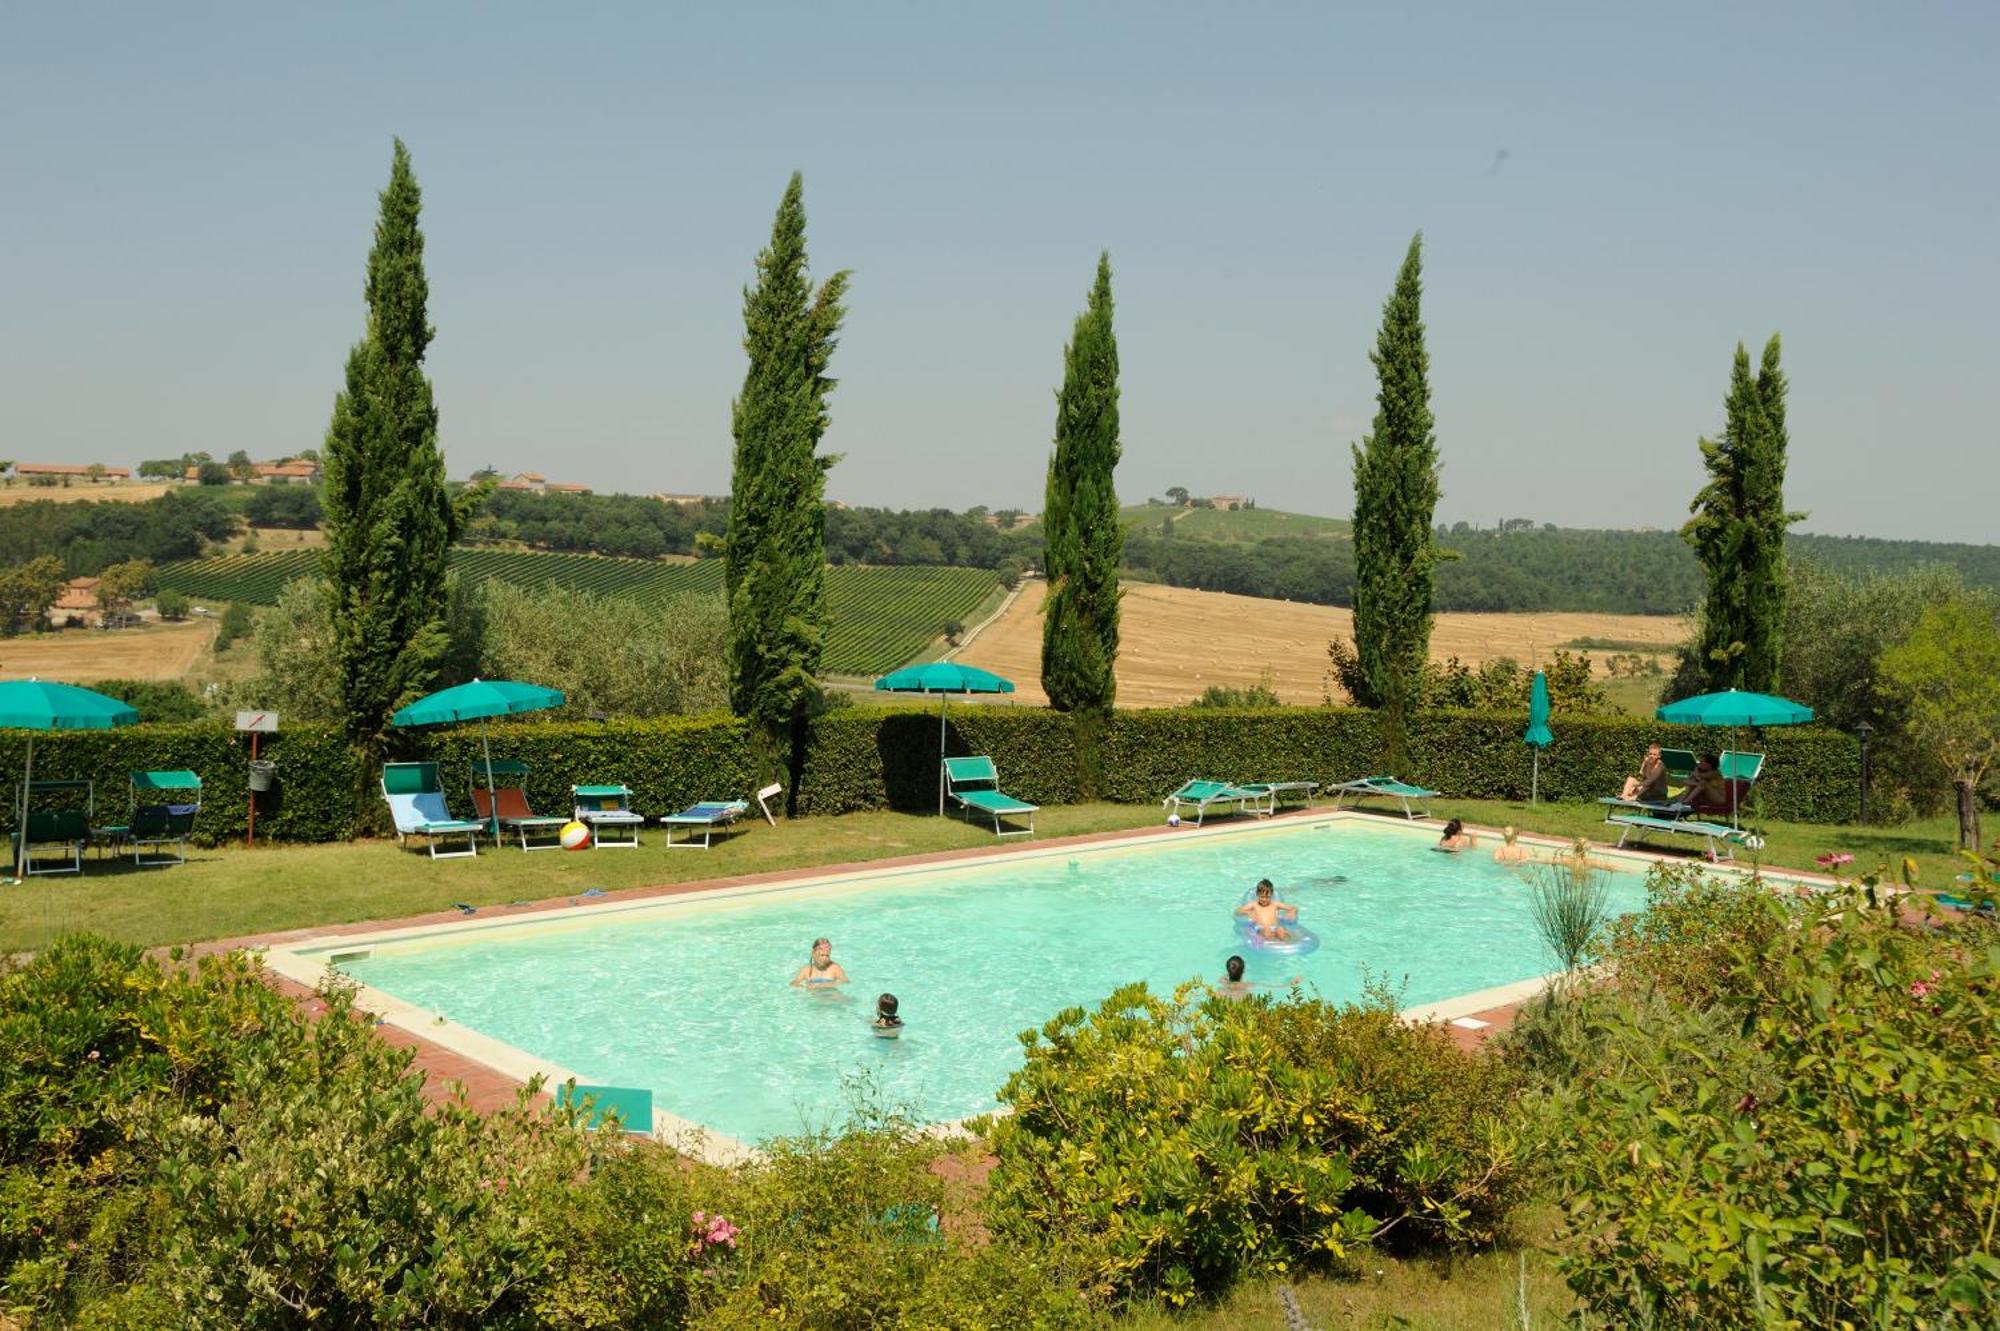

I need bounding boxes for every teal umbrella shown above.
[1655,689,1813,728]
[1656,688,1813,826]
[873,662,1015,814]
[1523,670,1553,804]
[1,679,140,882]
[392,679,566,835]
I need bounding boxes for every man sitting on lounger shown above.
[1235,879,1297,941]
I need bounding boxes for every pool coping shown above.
[242,808,1837,1164]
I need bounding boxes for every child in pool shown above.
[1492,825,1530,864]
[790,937,850,989]
[1235,878,1297,941]
[872,992,904,1037]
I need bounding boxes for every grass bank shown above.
[1,795,1961,956]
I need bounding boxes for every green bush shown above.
[983,981,1520,1306]
[212,600,254,652]
[1603,863,1793,1007]
[88,678,210,724]
[1540,890,2000,1326]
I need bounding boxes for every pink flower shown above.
[1815,852,1854,870]
[1910,980,1932,999]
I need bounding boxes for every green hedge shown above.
[0,705,1859,844]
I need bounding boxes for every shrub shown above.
[212,600,254,652]
[1603,863,1791,1008]
[89,678,209,724]
[154,587,190,620]
[984,982,1520,1306]
[1550,890,2000,1325]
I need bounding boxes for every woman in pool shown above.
[871,992,904,1037]
[790,937,850,989]
[1492,825,1530,864]
[1435,819,1475,852]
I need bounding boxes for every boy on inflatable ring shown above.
[1235,878,1298,942]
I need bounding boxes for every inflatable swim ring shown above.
[1233,885,1321,955]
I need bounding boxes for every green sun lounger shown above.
[129,770,201,866]
[658,799,752,849]
[10,782,92,876]
[1606,813,1762,861]
[943,757,1037,838]
[382,762,483,859]
[1162,779,1274,826]
[1327,776,1437,820]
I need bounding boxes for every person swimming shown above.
[1492,825,1530,864]
[1216,955,1255,999]
[871,992,904,1037]
[1436,819,1475,852]
[1234,878,1297,941]
[790,937,850,989]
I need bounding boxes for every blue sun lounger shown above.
[1162,779,1275,826]
[1605,813,1761,861]
[657,799,751,849]
[1328,776,1438,820]
[382,762,483,859]
[943,757,1038,838]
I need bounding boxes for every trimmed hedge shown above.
[0,705,1859,844]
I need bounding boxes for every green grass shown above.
[1596,673,1665,716]
[1116,504,1351,543]
[1158,1213,1577,1329]
[4,797,1961,958]
[0,803,1165,953]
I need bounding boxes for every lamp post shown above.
[1855,721,1873,825]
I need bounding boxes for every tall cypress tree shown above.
[1683,335,1800,693]
[1041,252,1122,715]
[726,173,849,771]
[320,139,456,748]
[1349,233,1448,758]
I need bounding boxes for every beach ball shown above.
[559,820,591,851]
[1166,814,1181,828]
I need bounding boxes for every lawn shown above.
[2,796,1963,956]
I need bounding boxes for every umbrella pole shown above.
[938,694,947,816]
[482,721,500,841]
[1531,749,1539,806]
[12,735,30,883]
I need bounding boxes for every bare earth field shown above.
[953,580,1686,707]
[0,620,215,683]
[0,482,170,506]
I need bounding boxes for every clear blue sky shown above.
[4,2,1995,541]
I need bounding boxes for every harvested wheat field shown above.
[0,482,171,507]
[0,620,215,683]
[952,580,1686,708]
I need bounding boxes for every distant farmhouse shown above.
[497,472,591,495]
[180,459,321,484]
[52,577,102,626]
[651,492,712,505]
[12,462,131,482]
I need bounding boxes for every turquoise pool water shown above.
[337,819,1645,1144]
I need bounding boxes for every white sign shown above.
[234,710,280,733]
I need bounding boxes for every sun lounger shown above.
[469,760,570,851]
[1162,778,1275,826]
[1239,780,1320,810]
[1597,795,1695,820]
[11,806,90,876]
[382,762,483,859]
[658,799,751,849]
[1606,813,1762,861]
[129,770,202,866]
[944,757,1038,837]
[1659,748,1699,794]
[572,784,644,848]
[1327,776,1438,820]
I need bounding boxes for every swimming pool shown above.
[286,817,1648,1150]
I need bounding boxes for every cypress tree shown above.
[726,173,849,771]
[1041,252,1122,715]
[1349,233,1449,758]
[1683,335,1800,693]
[320,139,456,748]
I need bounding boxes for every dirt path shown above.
[952,580,1685,707]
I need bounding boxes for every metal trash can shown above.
[247,761,276,793]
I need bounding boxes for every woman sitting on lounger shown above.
[1620,744,1669,803]
[1684,755,1731,812]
